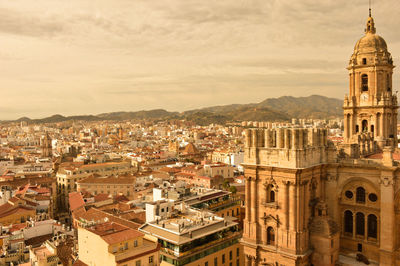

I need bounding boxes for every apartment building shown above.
[78,221,159,266]
[139,207,243,266]
[77,175,135,197]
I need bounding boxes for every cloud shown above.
[0,0,399,119]
[0,7,64,37]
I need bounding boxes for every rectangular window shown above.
[135,260,141,266]
[205,262,208,266]
[222,254,225,263]
[134,240,138,247]
[214,257,218,266]
[149,256,153,263]
[124,242,128,250]
[236,247,239,257]
[236,259,239,266]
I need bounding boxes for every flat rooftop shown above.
[139,209,237,245]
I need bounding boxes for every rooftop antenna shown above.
[369,0,372,17]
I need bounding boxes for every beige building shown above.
[56,161,132,209]
[78,221,159,266]
[28,242,60,266]
[204,163,235,179]
[77,175,135,197]
[140,207,244,266]
[241,13,400,266]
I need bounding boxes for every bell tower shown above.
[343,12,398,149]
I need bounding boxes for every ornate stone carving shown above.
[379,176,393,187]
[263,177,279,191]
[261,213,281,227]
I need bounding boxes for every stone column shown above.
[350,114,354,137]
[289,183,297,231]
[277,128,284,148]
[298,129,304,149]
[251,176,258,224]
[382,113,387,138]
[379,172,395,265]
[302,182,307,230]
[265,130,271,148]
[299,184,304,230]
[245,129,252,147]
[365,215,368,241]
[245,177,251,223]
[284,129,291,149]
[282,181,289,229]
[252,129,258,147]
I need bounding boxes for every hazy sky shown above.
[1,0,400,119]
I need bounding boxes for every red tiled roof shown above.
[10,223,27,232]
[69,192,85,212]
[74,208,141,229]
[101,227,143,245]
[94,193,110,202]
[366,152,400,160]
[86,222,143,245]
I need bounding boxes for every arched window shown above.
[356,212,365,236]
[361,74,368,91]
[267,227,275,245]
[266,185,276,203]
[344,210,353,234]
[356,187,366,203]
[270,190,275,202]
[368,214,377,239]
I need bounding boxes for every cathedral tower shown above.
[343,12,398,149]
[41,133,52,158]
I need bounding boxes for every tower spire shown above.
[369,0,372,17]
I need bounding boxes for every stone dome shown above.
[353,16,387,53]
[349,15,393,66]
[354,33,387,53]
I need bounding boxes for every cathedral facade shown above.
[241,13,400,266]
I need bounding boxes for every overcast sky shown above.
[1,0,400,119]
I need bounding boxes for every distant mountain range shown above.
[8,95,343,126]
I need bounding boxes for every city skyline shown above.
[1,0,400,120]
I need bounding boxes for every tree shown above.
[229,186,237,194]
[222,179,230,190]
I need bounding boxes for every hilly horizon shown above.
[7,95,343,126]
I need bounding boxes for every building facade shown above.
[78,221,160,266]
[241,13,400,266]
